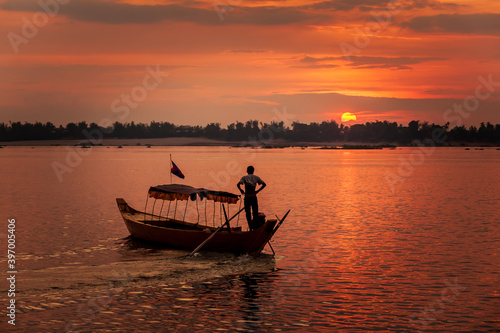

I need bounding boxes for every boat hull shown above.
[117,198,277,256]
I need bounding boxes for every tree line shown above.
[0,120,499,145]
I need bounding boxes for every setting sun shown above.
[341,112,357,122]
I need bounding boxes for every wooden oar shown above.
[272,209,290,237]
[264,210,290,255]
[267,241,275,255]
[189,206,244,256]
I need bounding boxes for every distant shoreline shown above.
[0,137,232,147]
[0,137,498,148]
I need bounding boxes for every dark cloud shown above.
[298,55,444,70]
[1,0,217,24]
[225,50,268,54]
[224,6,324,25]
[305,0,457,11]
[0,0,460,27]
[402,13,500,35]
[346,55,444,70]
[300,56,337,63]
[0,0,323,25]
[307,0,391,11]
[291,64,339,69]
[294,56,338,68]
[358,6,376,12]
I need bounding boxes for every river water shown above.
[0,146,499,332]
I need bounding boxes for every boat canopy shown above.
[148,184,239,204]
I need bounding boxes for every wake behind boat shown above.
[117,184,289,256]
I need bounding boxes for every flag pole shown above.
[170,154,172,184]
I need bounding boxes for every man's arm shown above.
[256,181,266,194]
[237,182,245,194]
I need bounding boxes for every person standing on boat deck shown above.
[237,166,266,229]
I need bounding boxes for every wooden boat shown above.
[116,184,288,256]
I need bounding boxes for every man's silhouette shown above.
[237,166,266,230]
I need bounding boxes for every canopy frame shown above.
[143,184,242,227]
[148,184,240,205]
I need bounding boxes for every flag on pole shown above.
[171,161,185,179]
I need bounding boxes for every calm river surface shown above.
[0,146,499,332]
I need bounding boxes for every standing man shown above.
[237,166,266,230]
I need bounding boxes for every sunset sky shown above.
[1,0,499,127]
